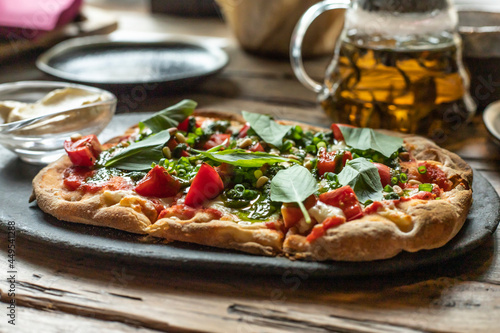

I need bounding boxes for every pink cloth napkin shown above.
[0,0,82,39]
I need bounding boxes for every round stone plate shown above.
[0,113,498,277]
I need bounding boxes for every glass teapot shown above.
[290,0,476,142]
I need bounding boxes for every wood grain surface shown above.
[0,1,499,332]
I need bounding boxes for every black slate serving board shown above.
[1,113,498,277]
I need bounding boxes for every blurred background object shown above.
[0,0,83,40]
[151,0,219,17]
[0,3,117,63]
[457,1,500,111]
[215,0,344,58]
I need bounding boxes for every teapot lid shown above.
[358,0,449,13]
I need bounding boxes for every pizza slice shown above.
[32,100,473,261]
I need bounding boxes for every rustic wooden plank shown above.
[0,305,163,333]
[1,235,499,333]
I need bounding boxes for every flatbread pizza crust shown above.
[32,110,473,261]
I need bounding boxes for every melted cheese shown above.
[294,201,345,234]
[309,201,345,223]
[376,202,413,232]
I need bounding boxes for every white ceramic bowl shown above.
[0,81,116,164]
[483,100,500,146]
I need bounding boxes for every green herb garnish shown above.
[193,149,298,168]
[104,130,171,170]
[270,165,318,223]
[139,99,197,133]
[337,158,384,202]
[242,111,293,148]
[339,127,404,158]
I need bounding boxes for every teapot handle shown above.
[290,0,349,93]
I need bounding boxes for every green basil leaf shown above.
[104,129,171,170]
[242,111,293,148]
[140,99,197,133]
[337,158,384,202]
[270,165,318,223]
[339,127,403,158]
[195,149,297,167]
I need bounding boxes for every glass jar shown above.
[291,0,476,142]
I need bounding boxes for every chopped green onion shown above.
[384,185,393,192]
[418,165,427,174]
[316,141,327,149]
[399,172,408,182]
[234,184,245,193]
[282,140,293,152]
[325,172,336,181]
[384,193,400,200]
[391,176,399,185]
[242,189,258,199]
[306,144,317,153]
[419,183,433,192]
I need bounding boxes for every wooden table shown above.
[1,3,500,332]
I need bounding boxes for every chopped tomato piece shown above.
[150,198,166,216]
[64,135,102,167]
[364,201,383,215]
[63,166,93,191]
[203,133,231,150]
[411,191,436,200]
[330,123,355,142]
[134,165,181,198]
[104,177,134,192]
[306,216,345,242]
[317,148,352,176]
[373,163,392,187]
[319,185,363,221]
[281,195,317,230]
[418,162,453,191]
[342,151,353,166]
[177,116,199,132]
[185,163,224,207]
[177,117,190,132]
[238,123,251,138]
[249,142,265,152]
[158,204,196,220]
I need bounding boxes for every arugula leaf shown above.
[339,127,403,158]
[337,158,383,202]
[242,111,293,148]
[270,165,318,223]
[194,149,298,167]
[103,129,171,170]
[140,99,197,133]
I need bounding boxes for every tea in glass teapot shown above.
[291,0,476,141]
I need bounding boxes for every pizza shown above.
[31,100,473,261]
